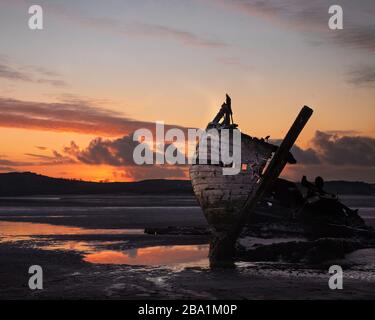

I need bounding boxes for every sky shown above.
[0,0,374,182]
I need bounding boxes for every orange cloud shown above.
[0,97,187,137]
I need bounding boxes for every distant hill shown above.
[0,172,193,196]
[0,172,373,196]
[317,181,375,196]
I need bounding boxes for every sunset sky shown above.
[0,0,374,182]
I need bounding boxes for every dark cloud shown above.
[35,146,48,150]
[0,158,30,166]
[64,136,139,166]
[0,64,32,82]
[24,151,75,165]
[275,130,375,181]
[312,131,375,166]
[334,25,375,52]
[0,60,67,87]
[216,0,375,53]
[0,166,15,172]
[1,150,75,167]
[347,65,375,87]
[273,130,375,167]
[62,134,188,180]
[0,97,186,136]
[64,135,185,166]
[291,145,320,165]
[271,139,321,165]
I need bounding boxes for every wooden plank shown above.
[233,105,313,236]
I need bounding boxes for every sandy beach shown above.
[1,194,375,299]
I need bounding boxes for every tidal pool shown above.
[0,221,209,268]
[84,244,209,267]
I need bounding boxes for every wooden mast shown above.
[209,106,313,267]
[236,106,313,230]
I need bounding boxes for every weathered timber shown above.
[238,106,313,229]
[206,106,313,267]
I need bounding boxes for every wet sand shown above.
[2,242,375,300]
[0,194,374,300]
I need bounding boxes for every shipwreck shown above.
[189,95,374,268]
[190,95,313,267]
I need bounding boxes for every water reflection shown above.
[0,221,143,238]
[39,240,124,252]
[84,245,209,266]
[0,221,209,268]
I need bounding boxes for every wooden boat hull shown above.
[189,133,276,266]
[189,103,313,267]
[190,134,276,228]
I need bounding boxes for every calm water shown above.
[84,245,209,267]
[0,221,143,237]
[0,221,209,267]
[0,194,374,267]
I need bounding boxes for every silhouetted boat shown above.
[190,133,281,242]
[189,95,312,267]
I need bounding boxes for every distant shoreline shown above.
[0,171,374,197]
